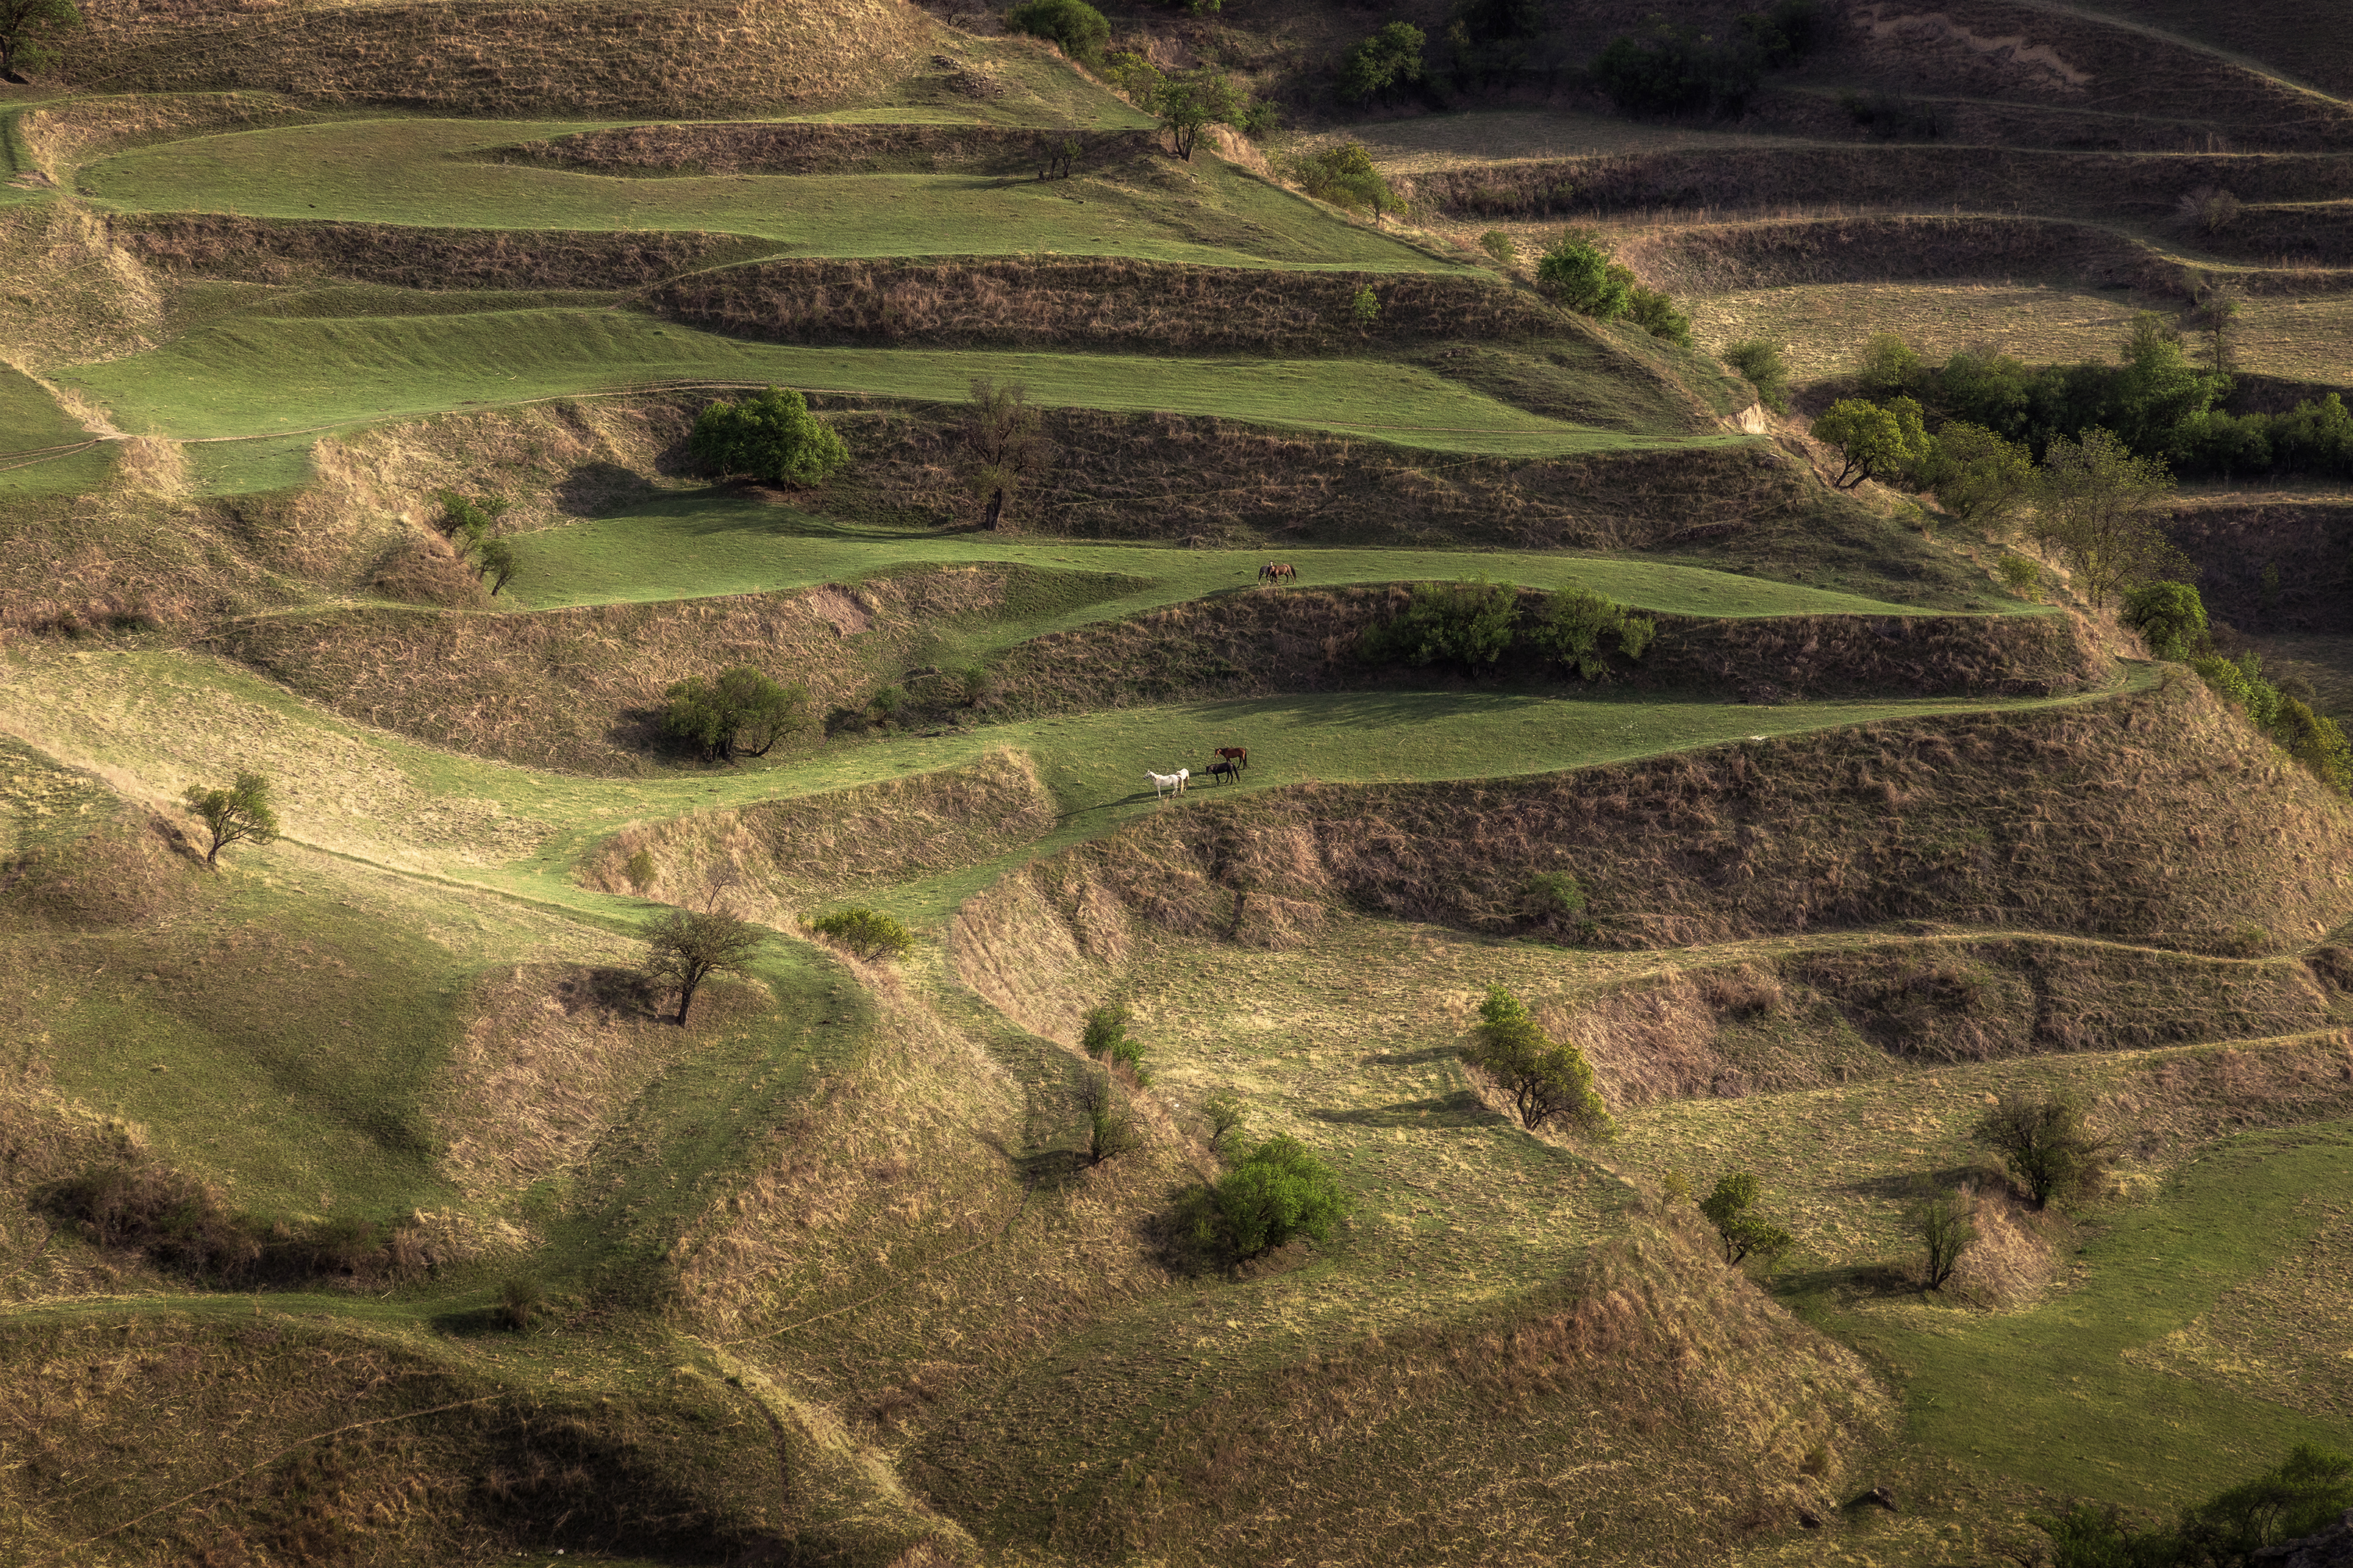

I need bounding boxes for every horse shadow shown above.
[1311,1091,1504,1129]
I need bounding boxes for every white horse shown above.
[1146,767,1189,800]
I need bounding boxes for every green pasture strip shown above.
[58,311,1721,473]
[0,362,113,498]
[76,116,1444,270]
[1807,1123,2353,1508]
[515,496,1941,623]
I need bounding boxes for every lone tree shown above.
[661,666,812,763]
[2029,427,2192,609]
[1811,397,1930,490]
[1972,1091,2107,1209]
[182,771,280,868]
[641,903,763,1026]
[1535,234,1631,320]
[1154,68,1243,160]
[1698,1171,1793,1266]
[959,378,1053,530]
[1339,21,1425,103]
[1908,1190,1977,1292]
[0,0,80,82]
[1461,984,1611,1135]
[690,386,849,487]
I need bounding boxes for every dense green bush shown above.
[1339,21,1424,102]
[1591,0,1820,118]
[660,666,812,762]
[1007,0,1108,61]
[1533,589,1654,679]
[1196,1134,1349,1259]
[1291,141,1397,217]
[1359,579,1518,673]
[690,386,849,486]
[1923,420,2035,532]
[1535,235,1630,319]
[1810,396,1930,489]
[1722,339,1790,412]
[2121,580,2207,661]
[1463,985,1610,1135]
[807,906,914,962]
[2035,1444,2353,1567]
[1081,1001,1130,1057]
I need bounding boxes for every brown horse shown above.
[1257,562,1297,586]
[1215,746,1248,772]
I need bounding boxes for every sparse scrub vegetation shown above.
[1909,1189,1977,1292]
[1722,339,1790,413]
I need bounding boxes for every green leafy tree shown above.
[2035,1444,2353,1567]
[1292,141,1397,218]
[476,534,521,596]
[1007,0,1108,62]
[1971,1091,2106,1209]
[1340,21,1425,101]
[1626,284,1693,346]
[1909,1191,1977,1291]
[1810,397,1929,490]
[2278,698,2353,796]
[661,666,813,762]
[1359,579,1518,673]
[1698,1170,1793,1265]
[1535,235,1632,320]
[1352,284,1380,326]
[1101,49,1166,107]
[1927,421,2035,534]
[1534,588,1655,679]
[1201,1089,1245,1153]
[2030,427,2193,609]
[807,906,915,962]
[690,386,849,486]
[1463,985,1611,1135]
[1154,68,1243,160]
[642,904,763,1025]
[0,0,80,79]
[182,771,280,868]
[1723,339,1790,413]
[1479,229,1519,268]
[1207,1134,1349,1259]
[1857,332,1922,397]
[2121,580,2207,661]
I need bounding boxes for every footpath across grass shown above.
[513,497,1945,622]
[0,362,113,498]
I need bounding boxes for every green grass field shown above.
[75,117,1448,271]
[0,361,113,498]
[54,307,1735,490]
[514,496,1946,620]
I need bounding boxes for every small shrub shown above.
[1200,1134,1348,1259]
[1626,284,1692,346]
[1351,284,1380,326]
[2121,580,2207,661]
[690,386,849,486]
[1079,1070,1143,1166]
[1533,588,1654,679]
[1081,1002,1131,1058]
[2175,185,2243,235]
[1722,339,1790,413]
[1478,229,1518,268]
[807,906,914,962]
[499,1276,546,1331]
[1007,0,1107,62]
[1517,870,1586,926]
[868,684,907,726]
[1698,1170,1793,1265]
[1660,1169,1694,1203]
[1998,555,2043,599]
[1535,233,1631,320]
[1202,1089,1245,1152]
[1293,142,1396,217]
[624,848,657,891]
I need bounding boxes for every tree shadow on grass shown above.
[1311,1091,1504,1128]
[1359,1045,1458,1067]
[1839,1161,2002,1203]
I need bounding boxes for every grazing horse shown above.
[1215,745,1248,773]
[1202,759,1240,784]
[1257,562,1298,586]
[1146,767,1190,800]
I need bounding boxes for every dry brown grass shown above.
[504,121,1160,176]
[110,213,782,291]
[2167,497,2353,636]
[988,587,2109,715]
[0,201,168,370]
[581,749,1055,923]
[60,0,935,118]
[649,254,1579,352]
[954,679,2353,969]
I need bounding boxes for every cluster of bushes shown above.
[660,665,812,764]
[1291,142,1401,221]
[1591,0,1822,118]
[45,1161,434,1286]
[432,490,522,596]
[2035,1445,2353,1567]
[1533,231,1692,344]
[1849,322,2353,482]
[689,386,849,487]
[1358,581,1657,679]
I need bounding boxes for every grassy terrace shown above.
[73,116,1448,270]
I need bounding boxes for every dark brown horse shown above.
[1215,746,1248,772]
[1257,562,1297,585]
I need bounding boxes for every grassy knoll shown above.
[514,498,1940,618]
[0,362,111,498]
[76,117,1440,271]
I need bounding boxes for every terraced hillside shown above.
[3,0,2352,1562]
